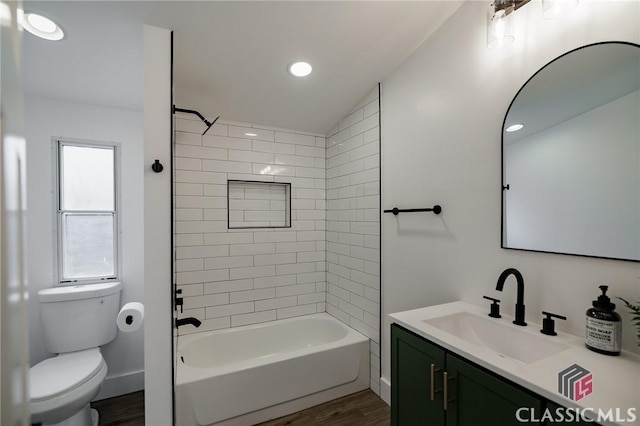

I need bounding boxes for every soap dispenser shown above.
[585,285,621,356]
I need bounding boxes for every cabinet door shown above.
[391,324,446,426]
[445,353,542,426]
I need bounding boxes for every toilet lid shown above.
[30,348,104,401]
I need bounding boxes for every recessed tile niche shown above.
[227,180,291,229]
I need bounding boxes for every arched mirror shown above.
[502,42,640,262]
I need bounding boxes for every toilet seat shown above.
[31,348,104,401]
[30,348,107,424]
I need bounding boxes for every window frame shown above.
[53,138,121,286]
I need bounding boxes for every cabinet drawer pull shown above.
[430,363,442,401]
[443,372,455,411]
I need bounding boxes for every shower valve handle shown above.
[175,289,183,313]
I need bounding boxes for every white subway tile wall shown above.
[326,87,381,395]
[174,116,326,336]
[173,86,381,395]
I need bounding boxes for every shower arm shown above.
[173,106,220,136]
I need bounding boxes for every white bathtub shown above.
[175,313,370,426]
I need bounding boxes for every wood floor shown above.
[91,389,389,426]
[92,390,145,426]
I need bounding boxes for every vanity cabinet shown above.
[392,324,543,426]
[391,323,445,425]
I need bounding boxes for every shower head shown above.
[173,106,220,136]
[202,115,220,136]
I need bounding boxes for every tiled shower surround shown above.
[326,87,381,394]
[174,118,327,333]
[173,85,380,393]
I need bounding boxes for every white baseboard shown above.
[93,369,144,401]
[380,376,391,405]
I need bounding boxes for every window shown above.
[56,140,119,284]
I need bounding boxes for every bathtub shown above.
[175,313,370,426]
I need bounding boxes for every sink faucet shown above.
[495,268,527,326]
[175,317,201,328]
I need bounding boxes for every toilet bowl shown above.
[30,349,107,426]
[29,282,122,426]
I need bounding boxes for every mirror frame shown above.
[501,41,640,263]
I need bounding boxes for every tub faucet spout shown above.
[176,317,201,328]
[495,268,526,326]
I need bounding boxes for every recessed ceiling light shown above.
[23,13,64,41]
[244,132,258,137]
[288,61,312,78]
[506,123,524,132]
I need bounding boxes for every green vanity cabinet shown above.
[391,323,446,425]
[392,324,543,426]
[445,353,542,426]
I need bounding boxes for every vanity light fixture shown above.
[22,12,64,41]
[542,0,578,19]
[487,0,577,48]
[244,132,258,137]
[287,61,312,78]
[487,0,530,49]
[487,1,514,49]
[506,123,524,132]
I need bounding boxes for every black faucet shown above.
[175,317,201,328]
[495,268,527,326]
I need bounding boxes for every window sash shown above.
[58,212,118,282]
[58,142,116,212]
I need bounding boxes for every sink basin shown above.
[424,311,570,364]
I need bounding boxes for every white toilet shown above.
[30,281,122,426]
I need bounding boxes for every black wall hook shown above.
[152,160,164,173]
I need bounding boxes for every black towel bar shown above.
[384,205,442,215]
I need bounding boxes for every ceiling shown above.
[22,1,463,135]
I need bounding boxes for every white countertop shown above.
[390,301,640,426]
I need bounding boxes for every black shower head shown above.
[173,106,220,136]
[202,115,220,136]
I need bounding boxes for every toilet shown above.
[30,281,122,426]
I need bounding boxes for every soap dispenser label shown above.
[585,317,621,352]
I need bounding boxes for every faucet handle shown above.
[483,295,501,318]
[175,288,184,313]
[540,311,566,336]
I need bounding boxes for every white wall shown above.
[506,90,640,259]
[24,96,144,399]
[326,86,381,394]
[380,0,640,402]
[173,116,327,334]
[143,24,172,426]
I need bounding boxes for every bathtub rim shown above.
[175,312,368,386]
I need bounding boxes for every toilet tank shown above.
[38,281,123,354]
